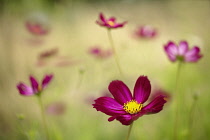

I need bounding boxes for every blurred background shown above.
[0,0,210,140]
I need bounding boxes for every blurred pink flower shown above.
[134,25,157,39]
[96,13,127,29]
[17,74,53,96]
[89,46,112,59]
[46,102,66,116]
[164,41,203,62]
[39,48,59,59]
[26,21,49,36]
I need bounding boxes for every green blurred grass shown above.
[0,0,210,140]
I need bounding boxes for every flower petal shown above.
[109,17,116,22]
[115,114,133,125]
[30,76,39,93]
[142,95,167,114]
[178,41,189,55]
[184,47,202,62]
[17,83,34,96]
[113,22,127,28]
[108,80,132,105]
[164,41,178,62]
[42,74,53,89]
[99,13,106,22]
[93,97,126,116]
[133,76,151,104]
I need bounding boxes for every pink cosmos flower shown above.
[17,74,53,96]
[134,25,157,39]
[26,21,49,36]
[93,76,167,125]
[164,41,203,62]
[96,13,127,29]
[89,46,112,59]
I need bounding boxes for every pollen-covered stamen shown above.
[107,20,115,26]
[123,100,143,114]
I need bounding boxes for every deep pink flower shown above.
[134,25,157,39]
[93,76,167,125]
[26,21,49,36]
[89,46,112,59]
[96,13,127,29]
[164,41,203,62]
[17,74,53,96]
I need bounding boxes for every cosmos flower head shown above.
[89,46,112,59]
[26,21,49,36]
[96,13,127,29]
[93,76,167,125]
[17,74,53,96]
[134,25,157,39]
[164,41,203,62]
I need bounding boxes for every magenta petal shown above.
[93,97,126,116]
[42,74,53,89]
[109,17,116,22]
[142,95,167,114]
[17,83,34,96]
[99,13,106,22]
[133,76,151,104]
[114,22,127,28]
[30,76,39,93]
[164,41,178,62]
[116,114,133,125]
[178,41,189,55]
[108,80,132,105]
[184,47,202,62]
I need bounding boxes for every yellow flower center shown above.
[107,21,115,26]
[123,100,143,114]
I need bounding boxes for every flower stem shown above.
[107,29,123,76]
[37,96,50,140]
[187,94,198,140]
[126,123,134,140]
[173,61,183,140]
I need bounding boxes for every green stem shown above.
[37,96,50,140]
[173,61,183,140]
[126,123,134,140]
[187,95,198,140]
[107,29,123,75]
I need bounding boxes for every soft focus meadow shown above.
[0,0,210,140]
